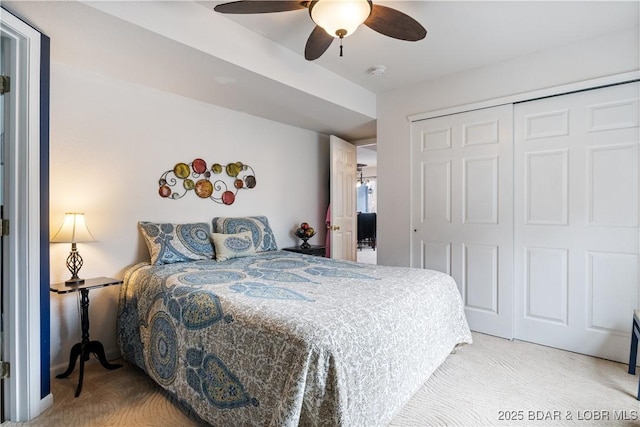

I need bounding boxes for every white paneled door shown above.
[514,82,640,363]
[330,135,357,261]
[411,105,514,338]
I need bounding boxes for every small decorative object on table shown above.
[295,222,315,249]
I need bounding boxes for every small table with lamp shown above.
[50,212,123,397]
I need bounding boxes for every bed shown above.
[118,217,472,426]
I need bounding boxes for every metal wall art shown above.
[159,159,256,205]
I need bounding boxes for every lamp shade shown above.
[310,0,372,38]
[51,213,96,243]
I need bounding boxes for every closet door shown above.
[514,82,639,363]
[411,105,513,338]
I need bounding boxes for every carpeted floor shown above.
[390,333,640,426]
[357,246,377,265]
[6,332,640,426]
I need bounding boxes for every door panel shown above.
[411,104,514,338]
[329,136,356,261]
[514,82,640,363]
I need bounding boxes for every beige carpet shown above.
[6,333,640,426]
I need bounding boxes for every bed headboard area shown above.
[138,216,279,265]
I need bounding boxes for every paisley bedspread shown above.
[117,251,472,426]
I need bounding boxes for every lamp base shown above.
[65,277,85,286]
[65,243,85,286]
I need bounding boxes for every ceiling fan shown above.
[213,0,427,60]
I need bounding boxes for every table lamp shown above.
[51,213,96,285]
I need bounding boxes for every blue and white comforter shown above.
[117,251,472,426]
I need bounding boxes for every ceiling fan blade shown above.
[364,4,427,41]
[214,1,307,14]
[305,26,334,60]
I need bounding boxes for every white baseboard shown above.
[34,393,54,418]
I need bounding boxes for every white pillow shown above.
[211,231,256,261]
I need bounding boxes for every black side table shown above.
[282,245,326,257]
[50,277,123,397]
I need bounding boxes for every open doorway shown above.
[356,143,376,265]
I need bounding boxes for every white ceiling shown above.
[203,1,639,94]
[357,144,378,169]
[4,0,638,145]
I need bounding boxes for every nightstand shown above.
[282,245,326,257]
[50,277,123,397]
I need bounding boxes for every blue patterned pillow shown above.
[211,231,256,261]
[139,222,214,265]
[212,216,278,252]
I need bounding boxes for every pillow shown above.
[212,216,278,252]
[211,231,256,261]
[139,222,214,265]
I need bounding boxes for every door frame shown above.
[1,8,51,421]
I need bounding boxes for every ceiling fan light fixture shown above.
[310,0,372,38]
[214,0,426,61]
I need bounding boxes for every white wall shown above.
[376,28,640,267]
[48,63,329,372]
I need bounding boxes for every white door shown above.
[411,105,514,338]
[514,82,640,363]
[330,135,357,261]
